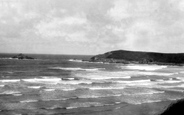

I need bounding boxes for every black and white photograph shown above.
[1,0,184,115]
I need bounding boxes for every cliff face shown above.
[90,50,184,65]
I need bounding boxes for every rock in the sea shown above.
[90,50,184,65]
[12,53,34,60]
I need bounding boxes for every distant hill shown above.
[90,50,184,65]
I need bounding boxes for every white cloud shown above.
[1,0,184,54]
[178,0,184,11]
[61,15,87,25]
[107,0,159,21]
[107,0,130,21]
[35,14,88,42]
[65,32,87,42]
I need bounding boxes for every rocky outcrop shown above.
[90,50,184,65]
[12,53,34,60]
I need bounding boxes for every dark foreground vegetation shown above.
[90,50,184,65]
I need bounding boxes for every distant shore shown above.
[90,50,184,66]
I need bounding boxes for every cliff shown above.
[90,50,184,65]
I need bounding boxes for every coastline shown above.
[90,50,184,66]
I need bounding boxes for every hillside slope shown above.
[90,50,184,65]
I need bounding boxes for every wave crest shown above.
[50,67,102,71]
[124,65,167,71]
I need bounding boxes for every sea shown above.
[0,53,184,115]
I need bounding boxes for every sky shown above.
[1,0,184,55]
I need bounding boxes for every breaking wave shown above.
[27,86,42,89]
[84,75,131,80]
[43,89,55,92]
[75,71,175,82]
[131,100,163,105]
[0,79,20,83]
[116,79,153,86]
[50,67,102,71]
[20,99,38,103]
[89,87,125,90]
[68,59,83,62]
[124,65,167,71]
[0,91,21,95]
[22,77,61,84]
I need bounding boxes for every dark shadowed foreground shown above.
[160,99,184,115]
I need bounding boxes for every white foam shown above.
[125,65,167,71]
[89,87,125,90]
[0,91,20,95]
[0,79,20,83]
[0,77,62,84]
[0,85,5,87]
[115,102,121,104]
[79,95,106,99]
[137,71,174,76]
[13,94,22,96]
[117,79,151,84]
[85,68,101,71]
[68,59,83,62]
[28,86,42,89]
[44,89,55,91]
[75,71,133,80]
[176,84,184,88]
[20,99,38,103]
[133,100,162,105]
[86,75,131,80]
[61,88,76,91]
[76,71,174,82]
[78,94,122,99]
[175,77,184,81]
[42,98,66,101]
[50,67,101,71]
[62,78,75,80]
[23,77,61,83]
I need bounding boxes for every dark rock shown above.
[160,99,184,115]
[90,50,184,65]
[12,53,34,60]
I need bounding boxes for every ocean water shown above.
[0,53,184,115]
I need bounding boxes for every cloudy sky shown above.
[1,0,184,55]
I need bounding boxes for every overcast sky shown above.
[1,0,184,55]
